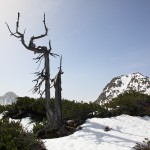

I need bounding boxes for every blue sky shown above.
[0,0,150,102]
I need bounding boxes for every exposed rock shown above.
[104,126,112,132]
[95,72,150,104]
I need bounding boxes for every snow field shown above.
[43,115,150,150]
[1,113,150,150]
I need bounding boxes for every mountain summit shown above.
[95,72,150,104]
[0,92,18,105]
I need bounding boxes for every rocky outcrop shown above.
[95,72,150,104]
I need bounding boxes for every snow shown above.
[1,114,150,150]
[43,115,150,150]
[119,74,132,91]
[109,74,132,99]
[9,117,35,132]
[0,113,3,119]
[0,113,35,132]
[97,72,150,104]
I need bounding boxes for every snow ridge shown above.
[95,72,150,104]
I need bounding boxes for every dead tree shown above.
[53,56,63,127]
[6,12,64,131]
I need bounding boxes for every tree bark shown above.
[54,70,63,128]
[44,52,56,128]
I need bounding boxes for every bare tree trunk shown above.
[55,75,63,127]
[54,69,63,128]
[6,13,66,135]
[44,52,56,128]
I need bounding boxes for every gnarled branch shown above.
[30,13,48,40]
[6,12,48,53]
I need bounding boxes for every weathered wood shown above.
[54,56,63,127]
[6,12,64,132]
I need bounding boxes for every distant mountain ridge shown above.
[0,92,18,105]
[95,72,150,104]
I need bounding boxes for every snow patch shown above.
[1,113,150,150]
[43,115,150,150]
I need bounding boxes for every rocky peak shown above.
[0,92,18,105]
[95,72,150,104]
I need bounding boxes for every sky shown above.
[0,0,150,102]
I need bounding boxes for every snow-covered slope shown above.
[95,72,150,104]
[1,113,150,150]
[43,115,150,150]
[0,92,18,105]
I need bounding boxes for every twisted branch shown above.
[6,12,48,53]
[6,12,59,97]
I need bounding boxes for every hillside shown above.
[95,72,150,104]
[1,93,150,150]
[1,114,149,150]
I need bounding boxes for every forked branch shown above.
[6,12,59,98]
[6,12,49,53]
[31,13,48,40]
